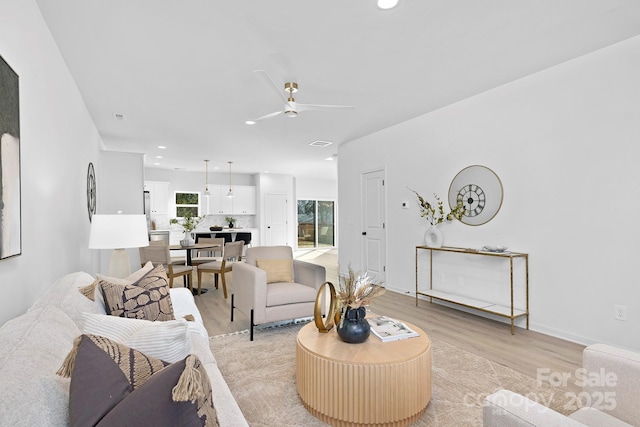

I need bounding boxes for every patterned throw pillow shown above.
[100,264,175,321]
[79,261,155,302]
[57,334,217,427]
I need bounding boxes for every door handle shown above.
[362,232,366,236]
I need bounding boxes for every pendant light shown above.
[204,160,210,197]
[226,161,235,198]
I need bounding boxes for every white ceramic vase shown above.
[424,225,443,248]
[180,231,195,247]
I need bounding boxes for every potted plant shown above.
[225,216,236,228]
[335,265,385,343]
[170,212,205,247]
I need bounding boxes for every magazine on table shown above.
[367,316,420,342]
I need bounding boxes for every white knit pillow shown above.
[81,312,192,363]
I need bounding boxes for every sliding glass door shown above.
[297,200,335,249]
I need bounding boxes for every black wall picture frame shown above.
[0,54,21,259]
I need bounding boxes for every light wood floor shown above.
[193,248,584,391]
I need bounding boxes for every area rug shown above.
[210,322,572,426]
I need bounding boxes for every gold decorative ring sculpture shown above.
[314,281,338,333]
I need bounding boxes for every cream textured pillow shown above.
[81,312,192,363]
[256,259,294,283]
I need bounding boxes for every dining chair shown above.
[139,245,193,290]
[149,240,186,266]
[196,241,244,297]
[191,237,225,267]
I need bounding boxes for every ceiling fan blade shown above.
[252,110,283,122]
[295,103,355,112]
[254,70,287,104]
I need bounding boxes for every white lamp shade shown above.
[89,214,150,249]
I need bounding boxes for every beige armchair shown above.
[483,344,640,426]
[231,246,326,340]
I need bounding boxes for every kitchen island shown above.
[194,228,258,246]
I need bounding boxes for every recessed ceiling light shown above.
[245,120,256,125]
[309,140,333,147]
[377,0,399,10]
[155,155,163,159]
[153,162,160,166]
[158,145,167,149]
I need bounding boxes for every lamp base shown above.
[109,248,132,278]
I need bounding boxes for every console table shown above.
[415,246,529,334]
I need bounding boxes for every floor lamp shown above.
[89,214,149,278]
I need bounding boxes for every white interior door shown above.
[362,170,386,281]
[265,193,288,246]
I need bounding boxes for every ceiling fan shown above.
[247,70,354,123]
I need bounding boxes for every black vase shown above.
[336,306,370,343]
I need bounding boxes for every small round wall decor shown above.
[448,165,503,226]
[87,162,96,222]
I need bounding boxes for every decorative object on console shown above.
[225,216,236,228]
[88,213,149,278]
[0,54,21,260]
[335,266,385,343]
[448,165,503,226]
[409,188,464,248]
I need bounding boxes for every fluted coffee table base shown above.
[296,321,431,427]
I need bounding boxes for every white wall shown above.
[296,177,337,201]
[339,36,640,351]
[0,0,101,325]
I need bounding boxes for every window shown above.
[297,200,335,249]
[175,192,200,217]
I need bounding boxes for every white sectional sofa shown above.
[0,271,248,426]
[483,344,640,427]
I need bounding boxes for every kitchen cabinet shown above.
[209,185,234,215]
[144,181,169,215]
[208,185,256,215]
[233,185,256,214]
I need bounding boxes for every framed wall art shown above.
[0,54,21,259]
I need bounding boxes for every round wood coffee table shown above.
[296,321,431,427]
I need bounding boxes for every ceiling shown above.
[35,0,640,179]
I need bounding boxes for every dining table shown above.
[168,242,222,294]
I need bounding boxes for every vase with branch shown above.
[170,212,205,247]
[409,188,465,248]
[335,265,386,343]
